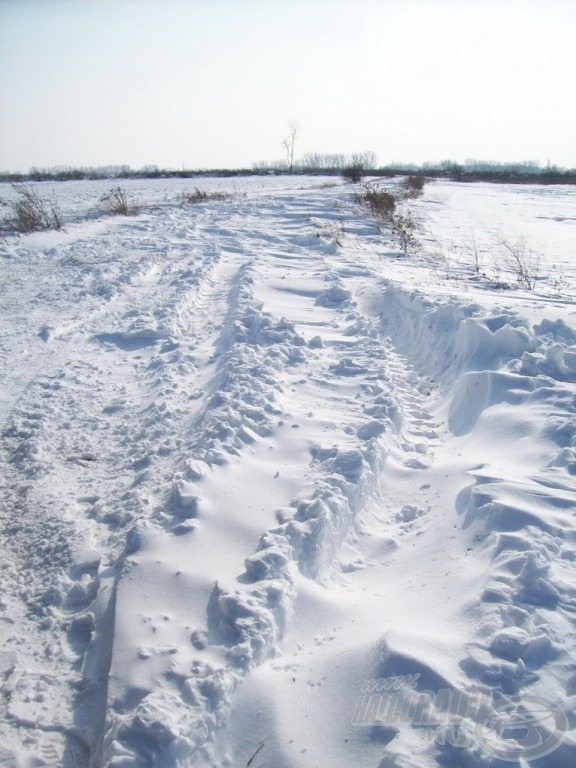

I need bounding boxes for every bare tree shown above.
[282,120,298,172]
[351,151,378,171]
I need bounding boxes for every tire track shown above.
[0,204,248,766]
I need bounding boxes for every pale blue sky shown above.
[1,0,574,172]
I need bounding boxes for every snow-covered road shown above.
[1,177,575,767]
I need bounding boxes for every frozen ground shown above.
[0,176,575,767]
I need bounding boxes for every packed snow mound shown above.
[0,176,575,767]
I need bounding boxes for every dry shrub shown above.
[402,175,426,199]
[98,186,138,216]
[5,182,62,232]
[342,164,364,183]
[391,210,416,253]
[180,188,232,204]
[494,232,540,289]
[354,188,397,220]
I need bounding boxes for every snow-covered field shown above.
[1,176,575,767]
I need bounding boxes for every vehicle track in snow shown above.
[194,190,576,768]
[99,187,461,766]
[0,189,521,765]
[0,203,250,765]
[2,180,575,767]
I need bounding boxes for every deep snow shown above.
[0,176,575,767]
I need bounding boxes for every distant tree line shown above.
[409,159,576,184]
[0,164,261,183]
[1,158,574,185]
[253,151,378,173]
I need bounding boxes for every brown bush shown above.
[98,186,138,216]
[5,183,62,232]
[402,175,426,199]
[354,188,396,220]
[180,188,232,204]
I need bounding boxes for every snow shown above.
[1,175,575,767]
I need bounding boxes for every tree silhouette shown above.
[282,120,298,172]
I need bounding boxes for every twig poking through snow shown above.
[247,743,265,765]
